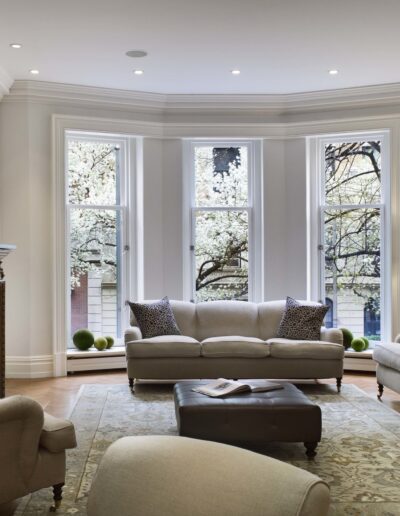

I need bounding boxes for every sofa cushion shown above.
[126,336,201,358]
[258,301,286,340]
[201,336,270,358]
[170,301,198,339]
[277,297,328,341]
[128,297,181,339]
[373,343,400,371]
[267,338,344,360]
[196,301,259,341]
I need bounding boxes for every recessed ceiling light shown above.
[126,50,147,58]
[29,69,39,75]
[329,69,338,75]
[133,69,144,75]
[10,43,22,49]
[231,69,241,75]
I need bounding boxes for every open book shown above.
[192,378,284,398]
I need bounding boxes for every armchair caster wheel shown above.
[49,483,63,512]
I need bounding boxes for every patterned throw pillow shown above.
[128,297,181,339]
[277,297,329,340]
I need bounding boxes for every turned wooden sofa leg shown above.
[377,382,384,400]
[50,483,64,512]
[336,377,342,393]
[129,378,135,393]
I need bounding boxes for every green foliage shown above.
[340,328,354,350]
[351,337,365,352]
[94,337,108,351]
[73,329,94,351]
[361,337,369,350]
[105,336,114,349]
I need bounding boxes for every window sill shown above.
[67,346,125,359]
[344,349,373,359]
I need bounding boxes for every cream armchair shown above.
[88,436,330,516]
[0,395,77,512]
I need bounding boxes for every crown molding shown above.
[0,67,13,100]
[4,80,167,113]
[166,83,400,111]
[5,80,400,116]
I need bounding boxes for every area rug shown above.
[15,382,400,516]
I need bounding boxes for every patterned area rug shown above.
[15,382,400,516]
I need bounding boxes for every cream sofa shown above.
[125,300,344,391]
[88,435,330,516]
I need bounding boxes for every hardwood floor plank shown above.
[5,370,400,418]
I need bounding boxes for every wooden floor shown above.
[5,370,400,418]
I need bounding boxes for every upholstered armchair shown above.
[0,395,76,512]
[373,336,400,400]
[88,436,330,516]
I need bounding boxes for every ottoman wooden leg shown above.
[304,442,318,459]
[50,483,64,512]
[377,383,384,400]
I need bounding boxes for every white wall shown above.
[162,139,184,299]
[1,81,399,377]
[142,138,164,299]
[262,140,287,300]
[0,103,32,359]
[284,139,308,298]
[262,139,308,300]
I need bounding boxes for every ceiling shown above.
[1,0,400,95]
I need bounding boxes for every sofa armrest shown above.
[125,326,143,344]
[40,412,77,453]
[320,327,343,346]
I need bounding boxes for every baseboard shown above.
[6,355,54,378]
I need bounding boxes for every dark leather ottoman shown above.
[174,381,322,457]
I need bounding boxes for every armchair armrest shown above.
[125,326,143,344]
[40,412,77,453]
[0,396,44,484]
[320,327,343,346]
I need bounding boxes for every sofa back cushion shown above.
[196,301,259,341]
[170,301,198,339]
[258,300,287,340]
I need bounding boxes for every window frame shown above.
[309,131,390,342]
[183,139,263,303]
